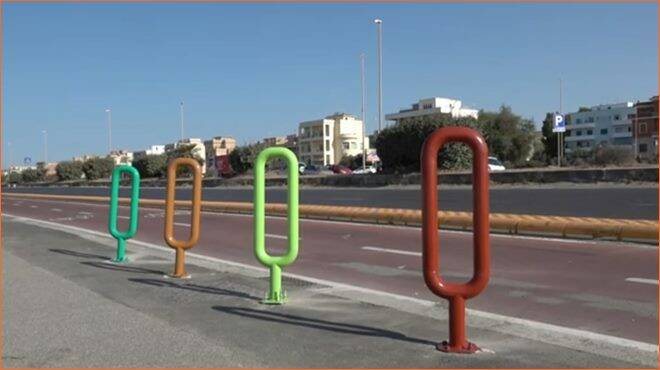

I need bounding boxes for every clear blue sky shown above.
[3,3,657,166]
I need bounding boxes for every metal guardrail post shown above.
[108,165,140,262]
[164,158,202,278]
[421,127,491,353]
[253,147,299,304]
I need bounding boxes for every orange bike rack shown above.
[164,158,202,278]
[421,127,490,353]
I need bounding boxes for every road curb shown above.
[5,192,658,242]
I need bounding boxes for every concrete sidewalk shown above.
[3,217,657,367]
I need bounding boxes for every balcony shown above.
[565,135,595,142]
[565,122,595,130]
[611,131,632,138]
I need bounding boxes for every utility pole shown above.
[42,130,48,164]
[105,108,112,153]
[180,101,185,141]
[374,18,383,133]
[361,53,366,171]
[7,141,12,171]
[558,78,563,167]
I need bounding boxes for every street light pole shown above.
[7,141,12,170]
[42,130,48,164]
[180,101,185,141]
[361,52,366,171]
[374,18,383,133]
[558,78,562,167]
[105,108,112,153]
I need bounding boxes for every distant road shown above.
[5,184,657,220]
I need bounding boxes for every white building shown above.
[165,138,206,174]
[385,97,479,124]
[564,102,635,153]
[109,150,134,166]
[298,113,370,166]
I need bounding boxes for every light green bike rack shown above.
[108,165,140,262]
[253,147,299,304]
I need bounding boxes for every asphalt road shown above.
[4,198,657,344]
[5,184,658,220]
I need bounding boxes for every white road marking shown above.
[362,246,421,257]
[117,216,131,219]
[3,213,658,365]
[625,277,658,285]
[174,222,191,227]
[265,233,300,240]
[29,205,38,208]
[51,208,62,212]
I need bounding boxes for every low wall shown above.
[19,165,658,188]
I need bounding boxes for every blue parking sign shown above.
[552,113,566,133]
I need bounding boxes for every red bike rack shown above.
[421,126,490,353]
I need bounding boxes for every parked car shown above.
[328,164,352,175]
[352,165,377,174]
[488,156,506,172]
[298,162,306,175]
[303,165,321,175]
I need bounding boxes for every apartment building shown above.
[563,102,635,154]
[298,113,369,166]
[633,96,659,159]
[385,97,479,124]
[133,145,166,159]
[166,138,207,174]
[204,136,236,174]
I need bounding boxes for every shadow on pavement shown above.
[212,305,437,347]
[129,278,261,301]
[80,261,165,275]
[49,248,108,260]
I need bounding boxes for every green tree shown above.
[374,113,480,173]
[82,157,115,180]
[133,154,168,178]
[56,161,84,181]
[7,172,22,184]
[540,112,558,162]
[228,143,266,174]
[166,144,205,177]
[478,105,537,167]
[21,168,44,182]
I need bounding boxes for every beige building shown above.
[204,136,236,174]
[109,150,134,166]
[298,113,369,166]
[166,138,207,174]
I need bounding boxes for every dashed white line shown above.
[362,246,421,257]
[29,205,38,209]
[265,233,300,240]
[51,208,62,212]
[117,215,131,219]
[625,277,658,285]
[173,222,191,227]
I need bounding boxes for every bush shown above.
[374,114,480,173]
[228,143,266,174]
[21,168,43,182]
[594,146,636,167]
[82,157,115,180]
[166,144,205,177]
[6,171,22,184]
[133,154,168,178]
[56,161,84,181]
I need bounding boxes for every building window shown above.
[325,125,330,137]
[423,103,433,109]
[325,140,330,151]
[576,118,582,124]
[576,130,582,136]
[587,129,593,135]
[587,117,594,123]
[326,154,331,164]
[613,115,620,120]
[640,123,647,134]
[639,143,648,153]
[342,142,350,150]
[600,129,608,135]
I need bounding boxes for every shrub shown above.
[56,161,84,181]
[21,168,43,183]
[594,146,636,167]
[82,157,115,180]
[133,154,167,178]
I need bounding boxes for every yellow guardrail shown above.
[4,192,658,242]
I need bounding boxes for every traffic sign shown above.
[552,113,566,133]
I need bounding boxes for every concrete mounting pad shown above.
[3,216,657,368]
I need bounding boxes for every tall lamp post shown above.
[374,18,383,133]
[42,130,48,164]
[180,101,185,141]
[105,108,112,153]
[361,53,367,171]
[7,141,12,171]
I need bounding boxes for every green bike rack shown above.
[108,165,140,262]
[253,147,299,304]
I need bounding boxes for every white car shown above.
[488,157,506,172]
[352,166,377,174]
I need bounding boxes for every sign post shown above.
[421,127,490,353]
[553,113,566,166]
